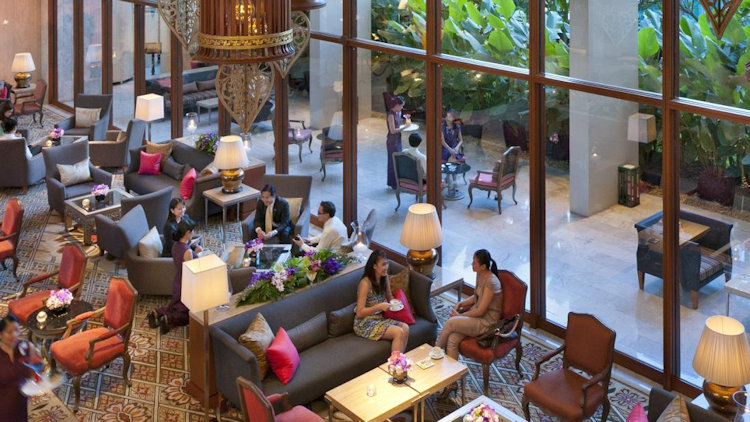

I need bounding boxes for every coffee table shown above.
[221,243,291,270]
[33,135,88,149]
[725,275,750,315]
[441,162,471,201]
[196,97,219,125]
[437,395,526,422]
[64,188,132,245]
[27,299,94,361]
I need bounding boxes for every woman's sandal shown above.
[146,311,159,329]
[159,315,170,335]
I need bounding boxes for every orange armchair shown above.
[522,312,616,422]
[8,243,87,326]
[458,270,527,395]
[236,376,323,422]
[0,199,24,280]
[50,277,138,411]
[468,146,521,214]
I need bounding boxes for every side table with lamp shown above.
[400,203,443,279]
[11,52,35,89]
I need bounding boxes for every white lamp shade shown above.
[11,53,35,73]
[135,94,165,122]
[400,203,443,250]
[693,315,750,387]
[85,44,102,63]
[214,135,250,169]
[627,113,657,143]
[181,254,229,312]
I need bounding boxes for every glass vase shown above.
[734,391,750,422]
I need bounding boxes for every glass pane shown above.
[310,0,342,35]
[57,0,75,106]
[143,5,177,142]
[83,0,102,94]
[545,86,664,369]
[112,1,135,130]
[362,0,426,50]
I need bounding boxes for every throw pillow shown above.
[286,312,328,353]
[75,107,101,128]
[197,79,216,91]
[138,226,163,258]
[266,327,300,385]
[163,156,186,180]
[383,288,416,324]
[57,158,92,186]
[138,151,162,175]
[626,403,648,422]
[198,161,219,177]
[388,267,412,309]
[287,197,303,225]
[183,82,199,94]
[115,130,128,143]
[327,303,356,337]
[181,168,197,199]
[656,396,690,422]
[146,141,172,167]
[238,313,275,380]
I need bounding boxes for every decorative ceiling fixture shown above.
[156,0,200,54]
[699,0,741,39]
[275,0,327,78]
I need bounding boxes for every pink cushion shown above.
[180,168,197,200]
[138,151,162,175]
[383,289,416,325]
[626,403,647,422]
[399,181,426,191]
[472,172,497,188]
[266,328,300,385]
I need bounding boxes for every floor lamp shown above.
[181,254,229,421]
[135,94,164,142]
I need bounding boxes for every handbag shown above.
[476,315,520,348]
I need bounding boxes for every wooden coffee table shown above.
[437,395,526,422]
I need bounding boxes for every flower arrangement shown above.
[49,128,64,140]
[462,404,501,422]
[235,249,351,306]
[92,184,109,197]
[46,288,73,310]
[195,132,220,155]
[244,238,264,255]
[387,351,412,383]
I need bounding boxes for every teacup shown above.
[431,346,444,357]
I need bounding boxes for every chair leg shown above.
[601,398,611,422]
[11,256,18,280]
[514,343,523,376]
[39,111,44,126]
[123,353,132,386]
[73,375,81,412]
[321,163,327,181]
[482,363,489,396]
[395,189,401,212]
[726,272,731,281]
[691,290,699,309]
[467,186,474,208]
[497,191,503,214]
[22,185,28,195]
[308,137,313,153]
[512,182,518,204]
[637,271,645,290]
[298,143,303,163]
[522,396,531,421]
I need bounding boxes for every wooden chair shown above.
[0,199,24,280]
[392,151,426,211]
[468,146,520,214]
[319,127,343,181]
[287,119,313,162]
[458,270,527,395]
[522,312,616,422]
[50,277,138,412]
[12,79,47,125]
[236,376,323,422]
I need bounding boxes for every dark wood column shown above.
[73,0,84,96]
[101,0,112,95]
[170,33,183,139]
[48,0,59,105]
[133,5,146,101]
[274,69,290,174]
[341,0,357,225]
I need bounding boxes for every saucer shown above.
[402,123,419,132]
[429,351,445,360]
[388,302,404,312]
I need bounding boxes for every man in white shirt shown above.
[402,133,427,179]
[293,201,348,253]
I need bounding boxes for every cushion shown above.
[698,255,723,281]
[74,107,101,128]
[163,156,186,180]
[181,168,197,199]
[116,131,128,143]
[473,172,497,187]
[238,313,275,380]
[327,303,356,337]
[388,267,411,309]
[286,312,328,352]
[183,82,199,94]
[383,288,416,324]
[287,197,303,225]
[49,327,125,375]
[57,158,92,186]
[146,141,172,167]
[197,79,216,91]
[138,226,163,258]
[656,396,690,422]
[626,403,648,422]
[138,151,162,175]
[199,161,220,177]
[523,369,605,421]
[266,327,300,385]
[8,290,50,323]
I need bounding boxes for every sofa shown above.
[240,174,312,243]
[211,261,438,409]
[145,67,218,114]
[647,388,724,422]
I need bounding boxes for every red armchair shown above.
[522,312,616,422]
[0,199,24,280]
[8,243,87,326]
[458,270,527,395]
[468,146,521,214]
[236,376,323,422]
[50,277,138,411]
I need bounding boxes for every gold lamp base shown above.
[703,380,744,414]
[406,248,438,279]
[14,72,31,89]
[220,168,244,194]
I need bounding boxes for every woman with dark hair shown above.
[147,220,197,334]
[0,101,12,132]
[440,109,464,162]
[353,250,409,352]
[385,95,406,189]
[162,197,202,257]
[0,314,34,420]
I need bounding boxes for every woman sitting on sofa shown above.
[163,197,202,257]
[353,250,409,353]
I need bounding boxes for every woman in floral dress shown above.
[353,250,409,352]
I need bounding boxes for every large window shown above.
[56,0,74,106]
[83,0,102,94]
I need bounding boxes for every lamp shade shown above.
[627,113,657,143]
[400,203,443,250]
[693,315,750,387]
[11,53,35,73]
[85,44,102,63]
[135,94,165,122]
[214,135,250,169]
[181,254,229,312]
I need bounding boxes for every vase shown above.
[95,194,106,205]
[391,371,408,384]
[48,306,68,317]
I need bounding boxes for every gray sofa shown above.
[0,137,45,193]
[211,261,438,409]
[647,388,724,422]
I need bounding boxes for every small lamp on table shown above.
[214,135,250,194]
[400,203,443,279]
[11,53,35,89]
[135,94,164,142]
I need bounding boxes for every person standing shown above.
[0,315,32,421]
[386,95,406,189]
[293,201,347,253]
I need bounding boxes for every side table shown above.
[27,300,94,361]
[725,276,750,315]
[203,184,261,247]
[431,265,465,301]
[691,393,734,420]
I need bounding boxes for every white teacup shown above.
[431,346,444,357]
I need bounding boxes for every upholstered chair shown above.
[319,127,343,181]
[8,243,87,326]
[287,120,313,162]
[12,79,47,125]
[89,119,146,170]
[55,94,113,141]
[522,312,616,422]
[50,277,138,412]
[0,199,24,280]
[467,146,521,214]
[459,270,527,395]
[236,376,324,422]
[241,174,312,243]
[0,136,45,193]
[392,152,425,211]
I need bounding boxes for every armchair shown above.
[42,141,113,216]
[89,119,146,169]
[241,174,312,243]
[0,136,45,193]
[286,119,313,162]
[319,126,343,181]
[55,94,113,142]
[522,312,616,422]
[236,376,323,422]
[50,277,137,412]
[12,79,46,125]
[468,146,520,214]
[118,205,175,295]
[392,152,425,211]
[0,199,23,280]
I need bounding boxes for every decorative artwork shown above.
[699,0,742,39]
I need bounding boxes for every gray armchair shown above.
[241,174,312,243]
[42,141,113,216]
[89,119,146,169]
[0,137,44,194]
[55,94,113,142]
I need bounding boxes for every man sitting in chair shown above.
[293,201,347,253]
[403,132,427,181]
[251,184,293,244]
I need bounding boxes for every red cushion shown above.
[472,172,497,188]
[399,181,426,191]
[103,278,136,329]
[241,385,272,420]
[383,289,416,325]
[276,406,324,422]
[266,328,300,385]
[58,244,86,290]
[180,168,197,200]
[1,200,22,241]
[0,240,14,259]
[138,151,162,175]
[626,403,647,422]
[50,327,125,375]
[8,290,50,324]
[523,369,605,421]
[458,334,519,364]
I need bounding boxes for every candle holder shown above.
[185,112,199,135]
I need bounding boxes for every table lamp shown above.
[181,254,229,422]
[693,315,750,413]
[400,203,443,278]
[135,94,164,142]
[214,135,250,194]
[627,113,656,143]
[11,53,35,88]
